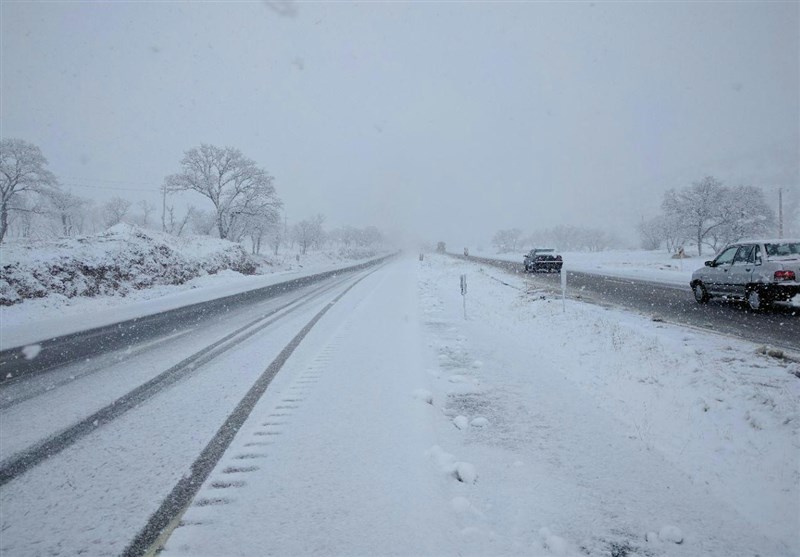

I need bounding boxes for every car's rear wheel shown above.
[693,282,709,303]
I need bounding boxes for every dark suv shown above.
[523,248,563,273]
[690,240,800,310]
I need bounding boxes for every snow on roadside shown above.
[418,254,798,555]
[471,248,696,286]
[0,224,256,306]
[0,225,388,350]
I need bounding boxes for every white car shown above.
[690,239,800,310]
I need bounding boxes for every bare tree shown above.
[164,205,195,237]
[48,190,91,236]
[661,178,775,255]
[184,206,213,236]
[637,217,663,250]
[137,200,156,227]
[491,228,523,253]
[662,176,727,256]
[358,226,383,247]
[165,144,282,240]
[639,214,686,254]
[0,138,58,243]
[103,196,132,228]
[709,185,774,248]
[238,212,277,254]
[267,221,284,256]
[292,214,326,255]
[6,194,49,240]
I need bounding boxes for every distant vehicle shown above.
[690,239,800,310]
[523,248,563,273]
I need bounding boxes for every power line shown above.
[60,182,159,193]
[60,176,159,186]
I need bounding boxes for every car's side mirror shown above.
[704,260,715,267]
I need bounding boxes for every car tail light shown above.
[774,270,796,281]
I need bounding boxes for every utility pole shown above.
[161,184,167,232]
[778,187,783,238]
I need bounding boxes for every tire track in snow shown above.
[123,265,381,557]
[0,272,355,487]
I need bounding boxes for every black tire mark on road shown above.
[122,264,380,557]
[0,272,354,486]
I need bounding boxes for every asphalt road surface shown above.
[458,254,800,353]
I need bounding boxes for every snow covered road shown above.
[161,255,798,556]
[0,270,376,556]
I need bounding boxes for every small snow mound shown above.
[472,360,483,368]
[658,525,683,544]
[470,417,489,428]
[427,445,455,472]
[645,531,658,543]
[453,415,469,430]
[449,374,467,383]
[22,344,41,360]
[413,389,433,405]
[538,527,570,555]
[427,446,477,483]
[454,462,477,484]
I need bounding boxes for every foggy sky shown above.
[2,1,798,247]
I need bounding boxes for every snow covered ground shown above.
[162,254,799,556]
[0,225,389,349]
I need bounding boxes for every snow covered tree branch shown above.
[0,138,59,243]
[164,144,282,240]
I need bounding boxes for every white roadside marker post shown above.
[561,267,566,313]
[460,274,467,320]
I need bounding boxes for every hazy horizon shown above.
[2,1,798,248]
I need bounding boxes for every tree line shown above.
[638,176,795,256]
[0,139,383,255]
[492,225,620,253]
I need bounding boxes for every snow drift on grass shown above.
[0,224,256,305]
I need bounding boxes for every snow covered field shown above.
[162,254,799,556]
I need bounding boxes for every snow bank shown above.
[0,224,255,305]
